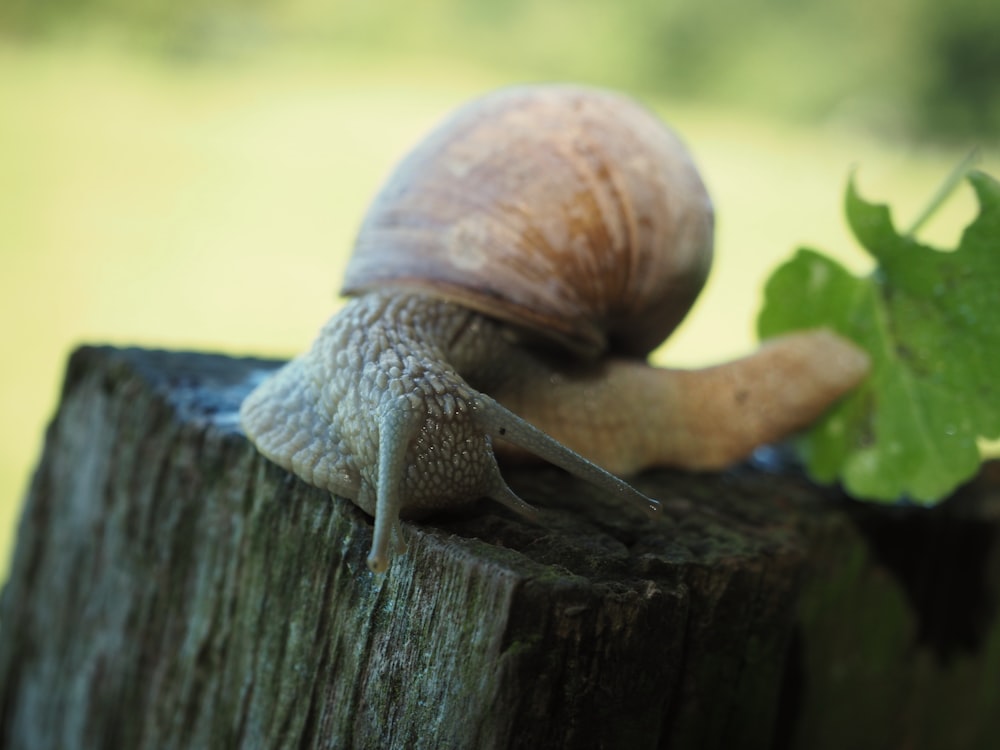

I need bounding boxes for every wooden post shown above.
[1,346,997,749]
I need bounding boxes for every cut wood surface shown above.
[1,346,997,749]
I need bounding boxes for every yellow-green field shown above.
[1,41,995,581]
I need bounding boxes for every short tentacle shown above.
[482,462,541,519]
[474,396,661,517]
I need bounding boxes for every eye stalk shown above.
[240,85,869,573]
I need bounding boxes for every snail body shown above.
[240,85,870,572]
[243,291,659,570]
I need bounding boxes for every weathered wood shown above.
[0,346,997,749]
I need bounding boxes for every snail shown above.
[240,84,870,573]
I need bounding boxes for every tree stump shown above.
[1,346,997,749]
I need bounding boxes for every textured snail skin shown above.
[240,290,869,572]
[239,84,871,573]
[239,291,660,573]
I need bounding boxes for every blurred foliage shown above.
[2,0,999,140]
[916,0,1000,137]
[1,0,995,584]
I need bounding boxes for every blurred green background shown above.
[1,0,997,581]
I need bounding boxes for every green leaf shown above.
[757,170,1000,504]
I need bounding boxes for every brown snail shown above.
[240,84,870,573]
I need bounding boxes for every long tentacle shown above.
[474,396,660,517]
[369,403,421,573]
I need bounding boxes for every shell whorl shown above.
[240,84,871,574]
[342,84,714,358]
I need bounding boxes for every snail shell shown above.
[343,84,714,358]
[240,84,870,573]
